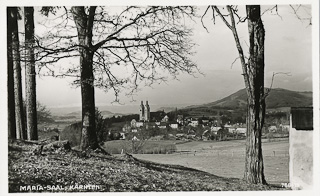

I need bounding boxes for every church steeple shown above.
[145,101,150,122]
[139,101,145,121]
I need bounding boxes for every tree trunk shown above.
[24,7,38,141]
[7,8,16,139]
[243,5,266,184]
[10,7,26,140]
[71,7,99,150]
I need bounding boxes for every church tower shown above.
[139,101,145,121]
[145,101,150,122]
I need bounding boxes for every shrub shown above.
[60,108,107,147]
[59,122,82,147]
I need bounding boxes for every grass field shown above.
[133,139,289,185]
[103,140,177,154]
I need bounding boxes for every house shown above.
[184,118,192,125]
[158,122,167,129]
[201,119,210,126]
[145,122,157,129]
[202,119,209,124]
[122,124,131,133]
[211,126,220,135]
[136,122,144,128]
[131,119,137,127]
[236,127,246,135]
[162,115,169,122]
[228,127,237,134]
[280,124,290,132]
[170,123,178,129]
[120,132,126,140]
[268,125,277,132]
[190,120,199,127]
[177,115,184,125]
[132,136,139,141]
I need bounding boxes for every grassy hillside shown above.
[265,88,312,108]
[180,88,311,113]
[8,139,286,192]
[201,88,312,109]
[175,88,312,122]
[202,89,248,109]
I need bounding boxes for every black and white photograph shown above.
[0,0,319,195]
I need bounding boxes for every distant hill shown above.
[197,88,312,110]
[66,110,120,118]
[264,88,312,108]
[155,107,176,113]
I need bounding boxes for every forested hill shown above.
[190,88,312,110]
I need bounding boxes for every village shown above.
[117,101,290,141]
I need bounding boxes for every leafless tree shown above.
[203,5,267,184]
[8,7,26,140]
[7,8,16,139]
[24,7,38,140]
[37,6,198,151]
[202,4,311,185]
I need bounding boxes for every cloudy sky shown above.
[10,4,314,108]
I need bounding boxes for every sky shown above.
[11,5,315,108]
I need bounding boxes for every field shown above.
[103,140,177,154]
[133,139,289,185]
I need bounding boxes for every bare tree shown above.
[37,6,198,151]
[203,5,266,184]
[7,8,16,139]
[243,5,266,184]
[202,4,311,184]
[8,7,26,140]
[24,7,38,140]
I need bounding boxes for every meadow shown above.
[102,140,177,154]
[133,139,289,185]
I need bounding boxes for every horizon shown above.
[48,87,313,116]
[47,86,313,109]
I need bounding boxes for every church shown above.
[139,101,150,122]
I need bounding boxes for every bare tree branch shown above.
[212,6,232,30]
[264,72,292,98]
[289,5,312,25]
[201,6,211,33]
[262,5,283,20]
[36,6,198,103]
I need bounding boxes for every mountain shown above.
[264,88,312,109]
[187,88,312,110]
[66,110,120,119]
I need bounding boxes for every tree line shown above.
[8,7,37,140]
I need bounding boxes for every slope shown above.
[198,88,312,109]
